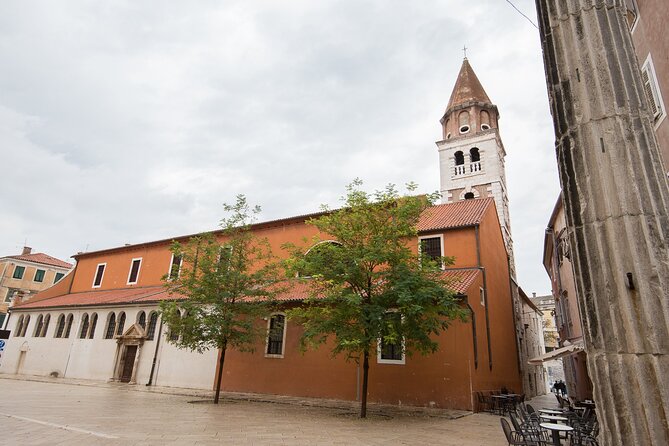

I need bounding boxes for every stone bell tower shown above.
[436,57,515,275]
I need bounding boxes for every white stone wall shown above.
[0,306,217,390]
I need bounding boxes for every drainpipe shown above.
[475,226,493,371]
[146,316,164,386]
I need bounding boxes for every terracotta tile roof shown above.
[441,268,481,295]
[4,253,73,269]
[417,198,493,232]
[13,286,179,310]
[446,58,493,112]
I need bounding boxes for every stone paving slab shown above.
[0,376,518,445]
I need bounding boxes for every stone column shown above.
[535,1,669,444]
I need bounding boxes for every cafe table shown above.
[539,409,564,415]
[540,422,573,446]
[540,414,569,423]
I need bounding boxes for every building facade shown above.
[516,288,547,398]
[0,198,523,410]
[626,0,669,174]
[542,197,593,401]
[0,247,73,328]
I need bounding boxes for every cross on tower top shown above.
[462,45,468,59]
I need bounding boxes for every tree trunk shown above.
[535,1,669,444]
[360,350,369,418]
[214,344,227,404]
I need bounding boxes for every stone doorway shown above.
[111,324,145,384]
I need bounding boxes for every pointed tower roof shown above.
[446,58,492,112]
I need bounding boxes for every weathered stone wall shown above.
[535,0,669,444]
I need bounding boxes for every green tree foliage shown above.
[161,195,281,403]
[285,180,468,418]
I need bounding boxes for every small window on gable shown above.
[54,272,65,283]
[79,314,90,339]
[105,313,116,339]
[464,192,475,200]
[88,313,98,339]
[34,269,45,283]
[378,312,404,364]
[168,254,183,280]
[454,151,465,166]
[146,312,159,340]
[419,236,443,265]
[13,266,25,279]
[266,314,286,357]
[127,259,142,285]
[642,55,665,124]
[93,263,106,288]
[64,314,74,338]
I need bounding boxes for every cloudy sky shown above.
[0,0,560,294]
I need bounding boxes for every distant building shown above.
[541,197,593,401]
[517,288,547,398]
[0,247,72,327]
[529,293,558,353]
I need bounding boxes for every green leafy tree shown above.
[285,180,467,418]
[161,195,281,403]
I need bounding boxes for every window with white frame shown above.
[54,272,65,283]
[12,265,25,279]
[642,54,666,126]
[33,269,45,283]
[4,288,18,303]
[265,314,286,357]
[167,254,183,280]
[377,312,405,364]
[92,263,106,288]
[419,235,444,267]
[127,258,142,285]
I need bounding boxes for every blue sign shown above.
[0,340,5,350]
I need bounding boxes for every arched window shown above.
[470,147,480,162]
[464,192,475,200]
[480,110,491,130]
[41,314,50,337]
[33,315,44,337]
[116,312,126,336]
[458,111,470,133]
[15,315,24,337]
[64,314,74,338]
[301,241,344,278]
[105,313,116,339]
[454,151,465,166]
[55,314,66,338]
[88,313,98,339]
[266,314,286,356]
[20,315,31,337]
[146,312,159,340]
[79,314,90,339]
[137,311,146,330]
[444,118,451,139]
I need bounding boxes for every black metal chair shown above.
[500,418,546,446]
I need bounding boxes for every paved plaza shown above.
[0,376,527,445]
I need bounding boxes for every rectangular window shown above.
[625,0,639,30]
[378,312,405,364]
[480,287,485,306]
[12,265,25,279]
[92,263,106,288]
[167,254,183,280]
[54,272,65,283]
[642,54,666,125]
[265,314,286,357]
[419,235,444,268]
[34,269,45,283]
[127,258,142,284]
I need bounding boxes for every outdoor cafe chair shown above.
[500,417,547,446]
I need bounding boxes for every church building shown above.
[0,59,532,410]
